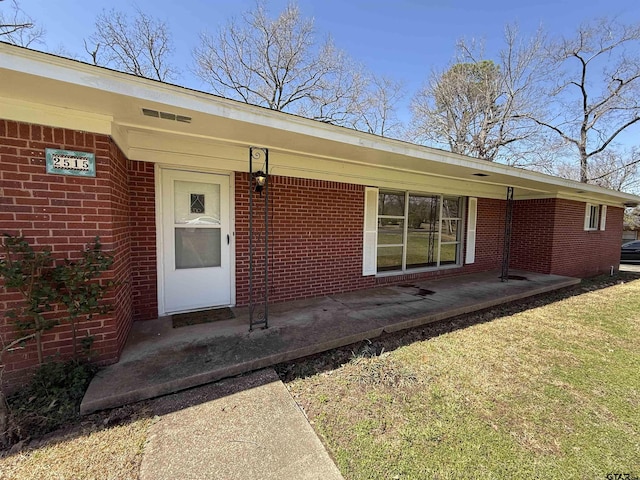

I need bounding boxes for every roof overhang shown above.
[1,43,639,208]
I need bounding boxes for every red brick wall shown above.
[468,197,506,272]
[129,161,158,321]
[0,120,133,388]
[100,139,133,364]
[234,180,509,301]
[510,199,555,273]
[549,200,622,277]
[235,173,376,305]
[510,198,622,277]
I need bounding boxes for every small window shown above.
[584,203,606,230]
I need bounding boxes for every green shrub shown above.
[8,359,98,439]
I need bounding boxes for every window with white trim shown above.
[584,203,606,231]
[376,191,463,273]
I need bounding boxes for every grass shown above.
[0,415,152,480]
[282,276,640,479]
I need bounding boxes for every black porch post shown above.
[501,186,514,282]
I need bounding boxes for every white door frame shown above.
[155,164,236,316]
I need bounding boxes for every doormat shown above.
[172,307,235,328]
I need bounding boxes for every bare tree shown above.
[0,0,45,47]
[410,25,545,163]
[352,75,405,138]
[411,60,503,159]
[529,18,640,183]
[193,1,397,132]
[194,2,318,110]
[553,147,640,193]
[587,148,640,192]
[290,45,370,124]
[85,8,176,82]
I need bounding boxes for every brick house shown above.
[1,44,639,388]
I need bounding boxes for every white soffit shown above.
[1,43,639,207]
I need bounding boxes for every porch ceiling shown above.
[1,43,639,207]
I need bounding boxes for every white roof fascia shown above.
[1,43,639,207]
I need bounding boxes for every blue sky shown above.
[16,0,640,126]
[23,0,640,90]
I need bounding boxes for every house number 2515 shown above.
[52,155,90,171]
[45,148,96,177]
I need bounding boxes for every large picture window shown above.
[377,191,463,273]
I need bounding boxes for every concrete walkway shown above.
[139,368,343,480]
[81,269,579,414]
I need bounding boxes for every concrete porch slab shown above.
[81,270,579,414]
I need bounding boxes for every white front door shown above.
[161,169,231,314]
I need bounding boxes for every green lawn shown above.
[284,278,640,479]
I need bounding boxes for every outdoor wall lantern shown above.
[253,170,267,195]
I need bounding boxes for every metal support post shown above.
[501,186,514,282]
[249,147,269,330]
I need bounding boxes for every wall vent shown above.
[142,108,192,123]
